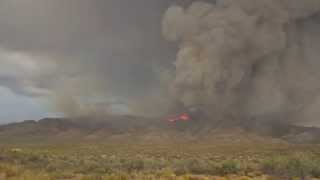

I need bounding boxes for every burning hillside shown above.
[162,0,320,128]
[0,0,320,138]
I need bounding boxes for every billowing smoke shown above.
[163,0,320,125]
[2,0,320,127]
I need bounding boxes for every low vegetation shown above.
[0,140,320,179]
[261,152,320,178]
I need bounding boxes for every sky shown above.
[0,0,179,123]
[0,87,59,123]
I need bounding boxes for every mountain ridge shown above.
[1,116,320,144]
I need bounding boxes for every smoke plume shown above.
[2,0,320,127]
[163,0,320,125]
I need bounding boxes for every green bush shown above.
[261,153,320,178]
[122,158,145,172]
[218,159,241,175]
[310,159,320,178]
[261,155,289,175]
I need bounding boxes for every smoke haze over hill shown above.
[1,0,320,127]
[0,0,177,118]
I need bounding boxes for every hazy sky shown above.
[0,0,179,123]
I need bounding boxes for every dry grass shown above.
[0,137,319,180]
[0,130,320,179]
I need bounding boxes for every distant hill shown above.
[1,116,320,144]
[0,116,168,141]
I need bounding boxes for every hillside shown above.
[1,116,320,145]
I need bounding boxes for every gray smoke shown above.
[163,0,320,125]
[2,0,320,127]
[0,0,176,118]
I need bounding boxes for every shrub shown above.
[121,158,145,172]
[310,159,320,178]
[286,154,313,178]
[261,153,320,178]
[219,160,242,175]
[261,155,289,175]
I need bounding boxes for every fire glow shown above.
[167,113,191,123]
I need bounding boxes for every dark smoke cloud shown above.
[163,0,320,126]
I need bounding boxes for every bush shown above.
[261,155,289,175]
[261,153,320,178]
[310,159,320,178]
[121,158,145,172]
[219,160,242,175]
